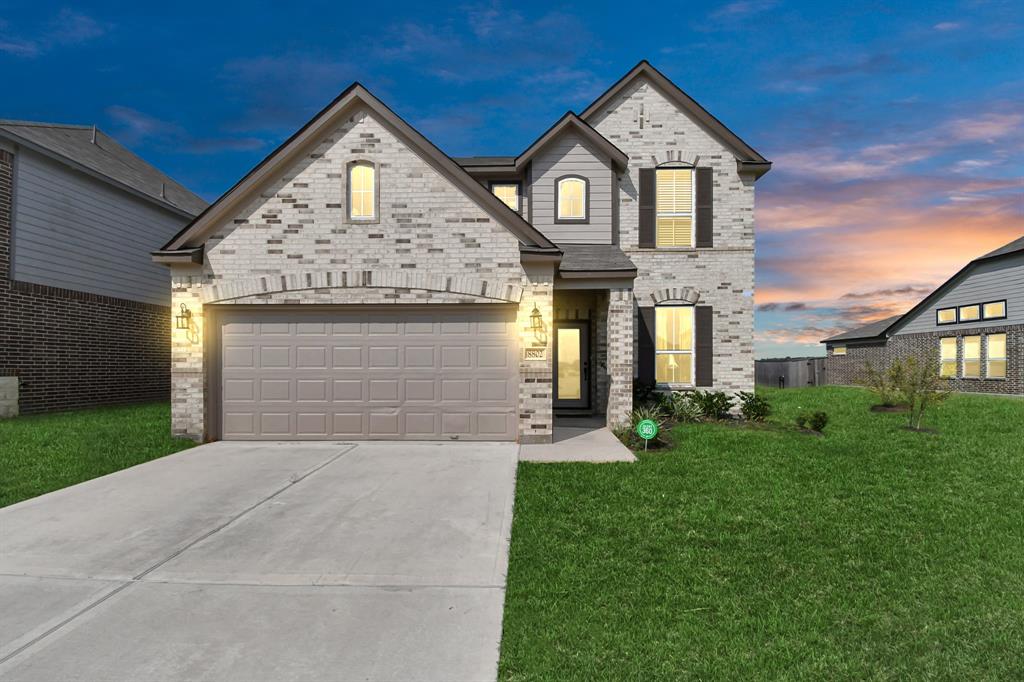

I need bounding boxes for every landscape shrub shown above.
[862,360,907,407]
[895,355,950,430]
[795,411,829,433]
[658,392,704,423]
[689,390,734,420]
[632,379,657,405]
[737,391,771,422]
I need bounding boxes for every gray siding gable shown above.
[527,131,613,245]
[891,253,1024,335]
[11,148,189,306]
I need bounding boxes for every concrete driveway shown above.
[0,440,518,682]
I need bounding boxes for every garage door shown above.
[218,307,519,440]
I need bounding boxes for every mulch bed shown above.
[871,404,910,413]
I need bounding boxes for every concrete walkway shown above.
[520,419,636,463]
[0,440,518,682]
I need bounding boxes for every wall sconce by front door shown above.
[175,303,192,330]
[529,304,547,345]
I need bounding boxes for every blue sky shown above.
[2,1,1022,357]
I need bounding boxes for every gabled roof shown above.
[822,315,902,343]
[0,120,206,217]
[557,244,636,278]
[515,112,628,171]
[580,60,771,177]
[156,83,558,261]
[822,233,1024,343]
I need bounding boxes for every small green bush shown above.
[689,390,734,420]
[658,392,704,423]
[737,391,771,422]
[796,411,829,432]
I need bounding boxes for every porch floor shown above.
[519,417,636,463]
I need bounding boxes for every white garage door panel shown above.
[219,308,518,441]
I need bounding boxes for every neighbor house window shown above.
[939,337,957,377]
[491,183,519,211]
[987,333,1007,379]
[833,345,847,356]
[963,335,981,378]
[556,176,587,220]
[959,304,980,322]
[656,167,694,247]
[983,300,1007,320]
[348,161,376,220]
[936,307,957,325]
[655,306,694,384]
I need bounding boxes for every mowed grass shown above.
[500,387,1024,680]
[0,402,195,507]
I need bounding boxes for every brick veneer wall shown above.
[0,149,171,414]
[825,327,1023,395]
[824,342,887,386]
[590,77,756,395]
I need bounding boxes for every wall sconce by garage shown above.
[175,303,193,330]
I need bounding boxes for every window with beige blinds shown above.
[492,183,519,211]
[987,333,1006,378]
[939,337,957,377]
[963,335,981,378]
[655,306,694,384]
[656,168,694,247]
[349,162,375,219]
[557,177,586,219]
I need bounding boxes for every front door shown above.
[553,321,590,410]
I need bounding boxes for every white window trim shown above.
[347,161,377,222]
[556,177,587,220]
[986,333,1007,379]
[491,182,520,212]
[939,337,957,378]
[962,335,981,379]
[833,345,847,356]
[655,305,696,387]
[655,166,696,248]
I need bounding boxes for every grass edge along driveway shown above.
[499,386,1024,680]
[1,402,195,507]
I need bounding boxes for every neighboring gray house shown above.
[153,61,771,442]
[823,235,1024,395]
[0,121,206,416]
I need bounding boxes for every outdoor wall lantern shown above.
[175,303,192,330]
[530,305,544,334]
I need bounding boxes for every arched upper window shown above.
[348,161,376,220]
[556,176,587,221]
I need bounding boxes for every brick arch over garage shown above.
[647,286,701,305]
[201,270,524,304]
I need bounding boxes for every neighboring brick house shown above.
[0,121,206,416]
[154,61,771,442]
[823,235,1024,395]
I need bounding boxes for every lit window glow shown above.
[936,308,957,325]
[988,333,1006,379]
[557,177,586,219]
[983,301,1006,319]
[959,305,980,322]
[492,183,519,211]
[963,335,981,378]
[833,346,847,356]
[655,306,694,384]
[940,337,957,377]
[656,168,694,247]
[349,162,375,219]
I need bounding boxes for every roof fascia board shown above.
[151,246,204,265]
[0,129,196,219]
[515,114,628,172]
[164,84,555,253]
[580,61,769,166]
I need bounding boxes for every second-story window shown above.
[348,161,376,220]
[557,176,587,221]
[656,167,694,247]
[491,183,519,211]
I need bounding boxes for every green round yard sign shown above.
[636,419,659,441]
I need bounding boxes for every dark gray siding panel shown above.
[528,132,613,244]
[893,254,1024,335]
[11,148,188,305]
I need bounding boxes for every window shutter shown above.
[638,307,656,385]
[639,168,655,248]
[695,167,713,248]
[695,305,714,386]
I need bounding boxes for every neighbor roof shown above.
[579,60,771,177]
[0,120,206,217]
[822,315,903,343]
[157,83,559,262]
[822,233,1024,344]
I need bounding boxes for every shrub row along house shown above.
[0,121,205,417]
[823,235,1024,395]
[152,61,771,442]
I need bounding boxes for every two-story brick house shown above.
[154,61,770,442]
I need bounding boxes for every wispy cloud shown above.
[0,9,109,58]
[106,106,265,154]
[710,0,778,19]
[933,21,962,32]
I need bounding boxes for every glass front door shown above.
[554,322,589,409]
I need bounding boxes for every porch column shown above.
[606,287,634,428]
[517,265,555,444]
[171,269,206,441]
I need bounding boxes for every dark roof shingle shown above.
[823,314,903,343]
[0,120,206,216]
[558,244,637,273]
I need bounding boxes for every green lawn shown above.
[0,402,195,507]
[500,386,1024,680]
